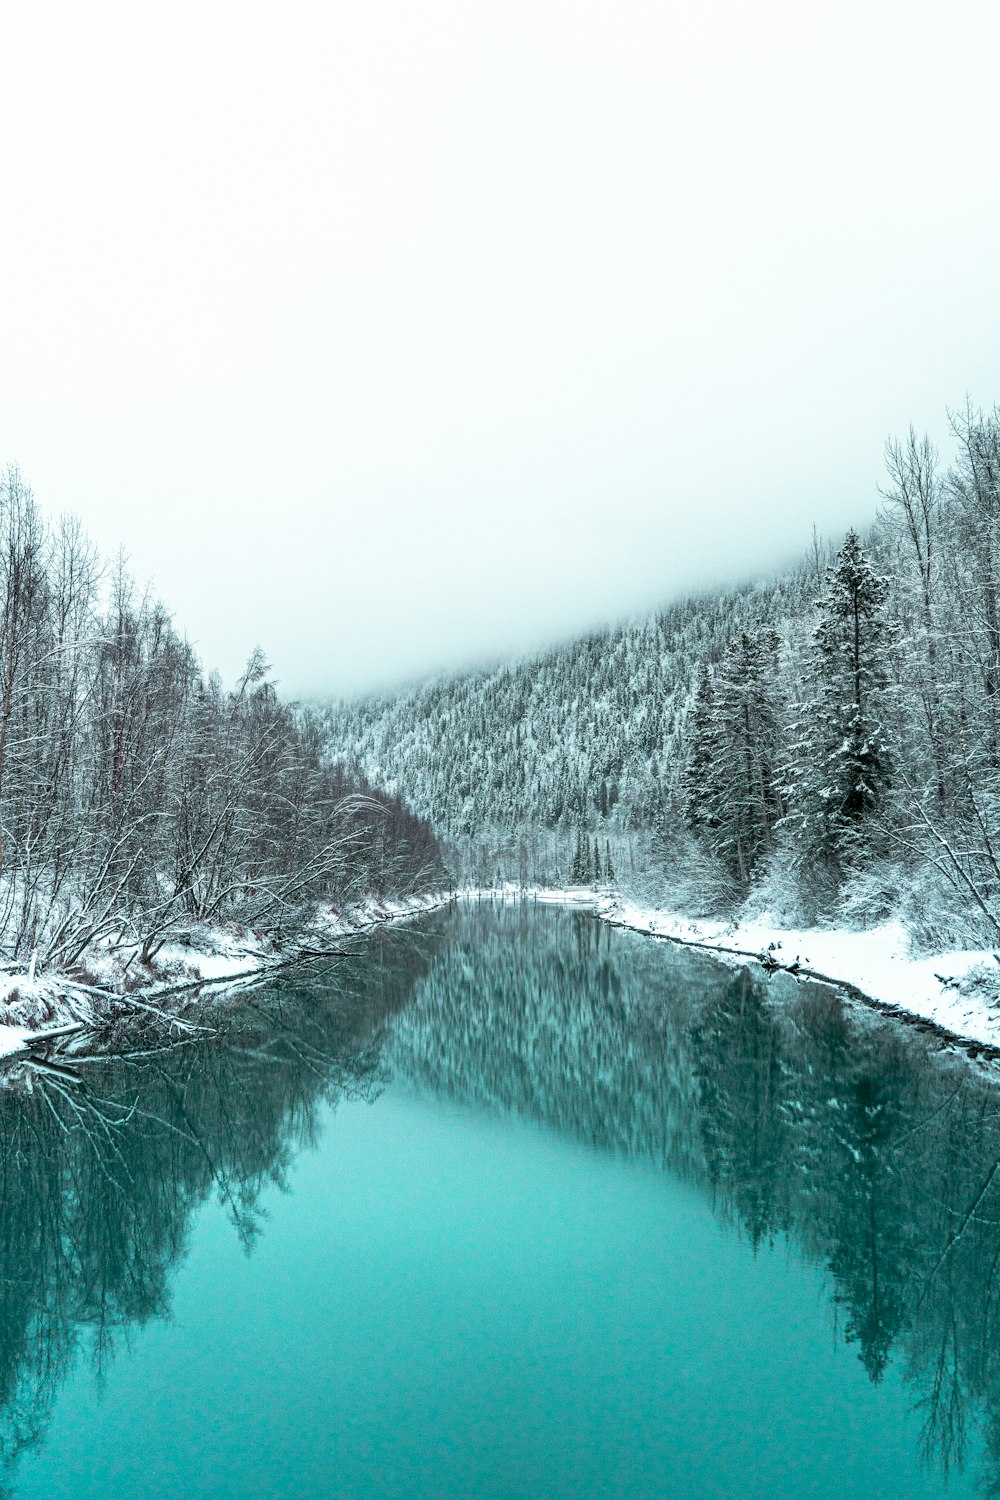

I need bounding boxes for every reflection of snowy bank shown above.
[0,891,448,1059]
[598,897,1000,1054]
[456,885,1000,1055]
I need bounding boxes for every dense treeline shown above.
[321,569,817,887]
[323,401,1000,948]
[670,401,1000,945]
[0,466,444,970]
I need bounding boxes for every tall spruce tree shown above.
[782,530,892,874]
[710,627,784,889]
[570,826,591,884]
[683,662,722,838]
[682,630,783,893]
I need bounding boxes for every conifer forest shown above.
[322,403,1000,952]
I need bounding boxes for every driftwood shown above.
[23,1055,85,1085]
[21,1021,84,1045]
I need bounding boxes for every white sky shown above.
[1,0,998,697]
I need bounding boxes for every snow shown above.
[0,891,451,1061]
[596,897,1000,1052]
[124,893,448,992]
[152,943,266,984]
[0,1024,33,1059]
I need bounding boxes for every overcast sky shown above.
[1,0,998,698]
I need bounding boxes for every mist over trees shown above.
[0,466,444,972]
[322,401,1000,950]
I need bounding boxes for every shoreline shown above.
[456,885,1000,1060]
[0,891,451,1064]
[595,896,1000,1060]
[12,881,1000,1069]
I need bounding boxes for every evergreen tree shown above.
[709,627,784,890]
[570,826,591,884]
[683,663,722,838]
[681,630,783,893]
[593,838,602,883]
[604,840,615,883]
[783,530,892,873]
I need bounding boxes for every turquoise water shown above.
[2,904,996,1496]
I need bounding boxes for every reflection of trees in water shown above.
[390,903,1000,1490]
[388,902,717,1182]
[0,919,445,1495]
[8,901,1000,1493]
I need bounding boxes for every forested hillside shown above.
[322,402,1000,950]
[321,568,820,886]
[0,466,444,973]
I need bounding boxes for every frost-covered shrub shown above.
[626,829,741,918]
[954,959,1000,1005]
[834,863,904,929]
[896,864,1000,954]
[743,844,839,928]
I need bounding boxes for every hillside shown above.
[323,404,1000,952]
[320,564,819,886]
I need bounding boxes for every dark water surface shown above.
[3,902,999,1497]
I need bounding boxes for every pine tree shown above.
[570,826,591,884]
[682,631,783,893]
[683,663,722,837]
[783,530,892,873]
[604,839,615,883]
[710,627,784,889]
[593,838,602,883]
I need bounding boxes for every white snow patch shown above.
[0,1025,33,1059]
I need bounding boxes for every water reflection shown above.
[2,902,1000,1492]
[0,924,441,1496]
[390,903,1000,1490]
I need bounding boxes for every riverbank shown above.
[597,895,1000,1053]
[14,879,998,1065]
[0,891,449,1061]
[456,886,1000,1055]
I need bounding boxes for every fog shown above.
[1,0,998,697]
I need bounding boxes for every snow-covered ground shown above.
[0,1024,36,1060]
[0,891,449,1058]
[9,878,996,1061]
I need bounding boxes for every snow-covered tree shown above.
[782,530,892,876]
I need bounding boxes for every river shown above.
[1,901,995,1497]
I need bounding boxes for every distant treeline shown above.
[323,401,1000,948]
[0,466,444,970]
[321,559,815,886]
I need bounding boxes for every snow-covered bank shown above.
[27,877,990,1065]
[0,892,449,1059]
[454,885,1000,1055]
[597,896,1000,1053]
